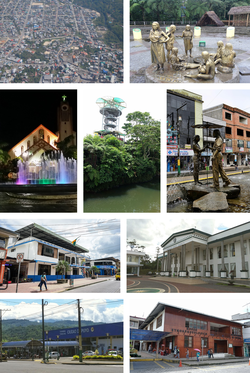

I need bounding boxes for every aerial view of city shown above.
[0,0,123,83]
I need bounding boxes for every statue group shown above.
[192,131,231,189]
[149,23,236,80]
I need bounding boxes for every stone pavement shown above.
[3,277,113,293]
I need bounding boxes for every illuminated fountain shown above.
[17,153,77,185]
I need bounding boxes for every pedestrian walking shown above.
[207,349,211,358]
[186,349,189,359]
[196,351,200,362]
[210,349,214,358]
[39,272,48,292]
[148,344,152,353]
[177,347,180,358]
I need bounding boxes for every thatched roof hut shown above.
[228,6,250,26]
[197,11,224,27]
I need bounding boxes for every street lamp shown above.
[57,335,60,360]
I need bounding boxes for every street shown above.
[66,278,120,293]
[131,361,250,372]
[0,361,122,373]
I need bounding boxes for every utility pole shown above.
[78,300,83,362]
[42,300,48,364]
[156,247,160,272]
[0,309,10,362]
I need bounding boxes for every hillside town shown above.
[0,0,123,83]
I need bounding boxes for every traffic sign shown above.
[16,253,24,263]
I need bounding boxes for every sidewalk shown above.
[8,357,123,365]
[131,350,249,366]
[167,166,250,185]
[2,277,113,293]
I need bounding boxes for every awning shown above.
[130,329,169,342]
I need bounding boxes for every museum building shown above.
[160,221,250,279]
[140,303,243,358]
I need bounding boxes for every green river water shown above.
[84,180,160,213]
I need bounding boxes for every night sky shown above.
[1,89,77,149]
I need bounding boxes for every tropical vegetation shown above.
[130,0,248,23]
[84,112,160,193]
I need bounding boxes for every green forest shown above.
[130,0,249,23]
[2,319,100,342]
[84,112,160,193]
[74,0,123,46]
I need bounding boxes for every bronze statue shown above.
[192,135,206,185]
[185,51,215,80]
[170,47,200,70]
[149,22,169,71]
[210,40,224,65]
[165,24,176,62]
[181,25,193,57]
[207,129,231,189]
[217,43,236,73]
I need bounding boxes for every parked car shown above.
[108,350,118,356]
[48,351,60,359]
[82,350,95,356]
[115,272,120,281]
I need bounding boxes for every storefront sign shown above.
[201,151,212,156]
[225,147,233,153]
[240,147,244,152]
[167,149,194,156]
[185,144,191,149]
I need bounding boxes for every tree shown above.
[55,135,77,159]
[90,266,100,277]
[55,260,70,279]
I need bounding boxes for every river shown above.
[167,173,250,213]
[84,180,160,212]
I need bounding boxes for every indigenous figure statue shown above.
[185,51,215,80]
[207,129,231,189]
[181,25,193,57]
[165,24,176,62]
[170,47,200,70]
[192,135,206,185]
[217,43,236,73]
[210,40,224,65]
[149,22,169,71]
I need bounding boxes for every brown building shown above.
[228,6,250,26]
[140,303,243,358]
[203,104,250,166]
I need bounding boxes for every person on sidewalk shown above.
[207,349,211,358]
[210,349,214,358]
[196,351,200,362]
[39,272,48,292]
[186,349,189,359]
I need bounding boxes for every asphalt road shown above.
[131,361,250,372]
[0,361,122,373]
[127,276,250,293]
[66,278,120,293]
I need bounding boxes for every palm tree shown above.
[55,260,70,279]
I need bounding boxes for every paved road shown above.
[131,361,250,372]
[127,276,250,293]
[66,278,120,293]
[0,361,122,373]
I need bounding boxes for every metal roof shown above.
[0,227,20,240]
[15,223,89,254]
[130,329,169,342]
[2,340,82,348]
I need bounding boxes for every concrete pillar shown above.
[240,236,246,271]
[206,244,210,277]
[179,245,186,277]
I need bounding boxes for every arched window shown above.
[21,146,24,153]
[27,140,30,149]
[33,136,37,145]
[47,135,50,144]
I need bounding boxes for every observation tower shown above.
[96,97,126,138]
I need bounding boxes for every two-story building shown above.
[85,257,118,276]
[6,223,89,282]
[127,249,145,276]
[139,302,243,358]
[160,221,250,279]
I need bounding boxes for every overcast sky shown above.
[187,87,250,112]
[127,216,250,260]
[0,298,123,323]
[129,293,250,323]
[0,219,120,260]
